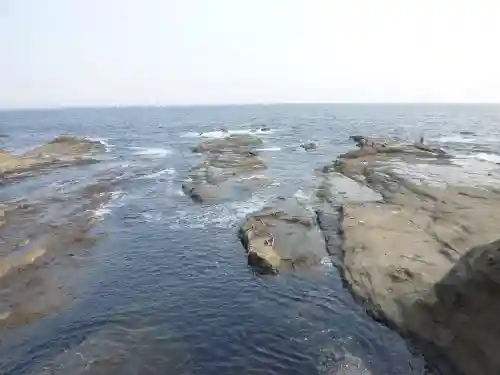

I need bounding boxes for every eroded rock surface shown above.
[190,134,263,154]
[238,197,328,273]
[183,135,267,203]
[328,135,500,375]
[0,172,121,330]
[1,135,104,181]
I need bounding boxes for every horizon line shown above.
[1,101,499,112]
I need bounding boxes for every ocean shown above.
[1,104,500,375]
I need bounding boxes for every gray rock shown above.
[300,142,317,151]
[183,138,268,203]
[238,197,328,273]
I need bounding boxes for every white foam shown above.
[87,137,113,152]
[256,146,281,152]
[131,147,172,158]
[142,212,164,222]
[469,153,500,164]
[181,128,274,139]
[433,135,477,144]
[167,195,268,230]
[140,168,176,180]
[93,191,124,219]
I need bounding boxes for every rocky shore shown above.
[234,134,500,375]
[0,135,113,329]
[4,130,500,374]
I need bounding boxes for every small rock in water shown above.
[301,142,317,151]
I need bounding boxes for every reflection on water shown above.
[3,104,499,375]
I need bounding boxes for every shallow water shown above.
[1,104,500,375]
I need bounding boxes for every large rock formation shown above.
[190,134,263,154]
[1,135,104,181]
[238,197,329,273]
[183,135,268,203]
[0,172,120,329]
[326,136,500,375]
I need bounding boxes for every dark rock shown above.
[300,142,317,151]
[238,197,328,273]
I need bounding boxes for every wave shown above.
[256,146,281,152]
[93,191,124,219]
[166,195,268,230]
[459,152,500,164]
[131,147,172,158]
[139,168,176,180]
[181,127,274,139]
[433,135,477,144]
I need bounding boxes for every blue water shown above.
[1,104,500,375]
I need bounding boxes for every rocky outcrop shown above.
[238,197,329,273]
[24,135,105,159]
[183,135,268,203]
[0,172,120,329]
[326,135,500,375]
[1,135,104,181]
[190,134,263,153]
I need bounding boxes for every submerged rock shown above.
[330,135,500,375]
[182,153,267,203]
[238,197,328,273]
[0,169,126,330]
[183,135,268,203]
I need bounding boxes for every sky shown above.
[1,0,499,108]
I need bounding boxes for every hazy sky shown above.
[1,0,499,108]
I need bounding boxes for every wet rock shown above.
[0,243,46,279]
[315,172,382,205]
[238,197,328,273]
[190,134,263,154]
[300,142,317,151]
[1,135,104,181]
[0,171,119,330]
[331,135,500,375]
[340,136,449,161]
[261,126,271,132]
[24,135,105,159]
[184,135,268,203]
[182,152,267,203]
